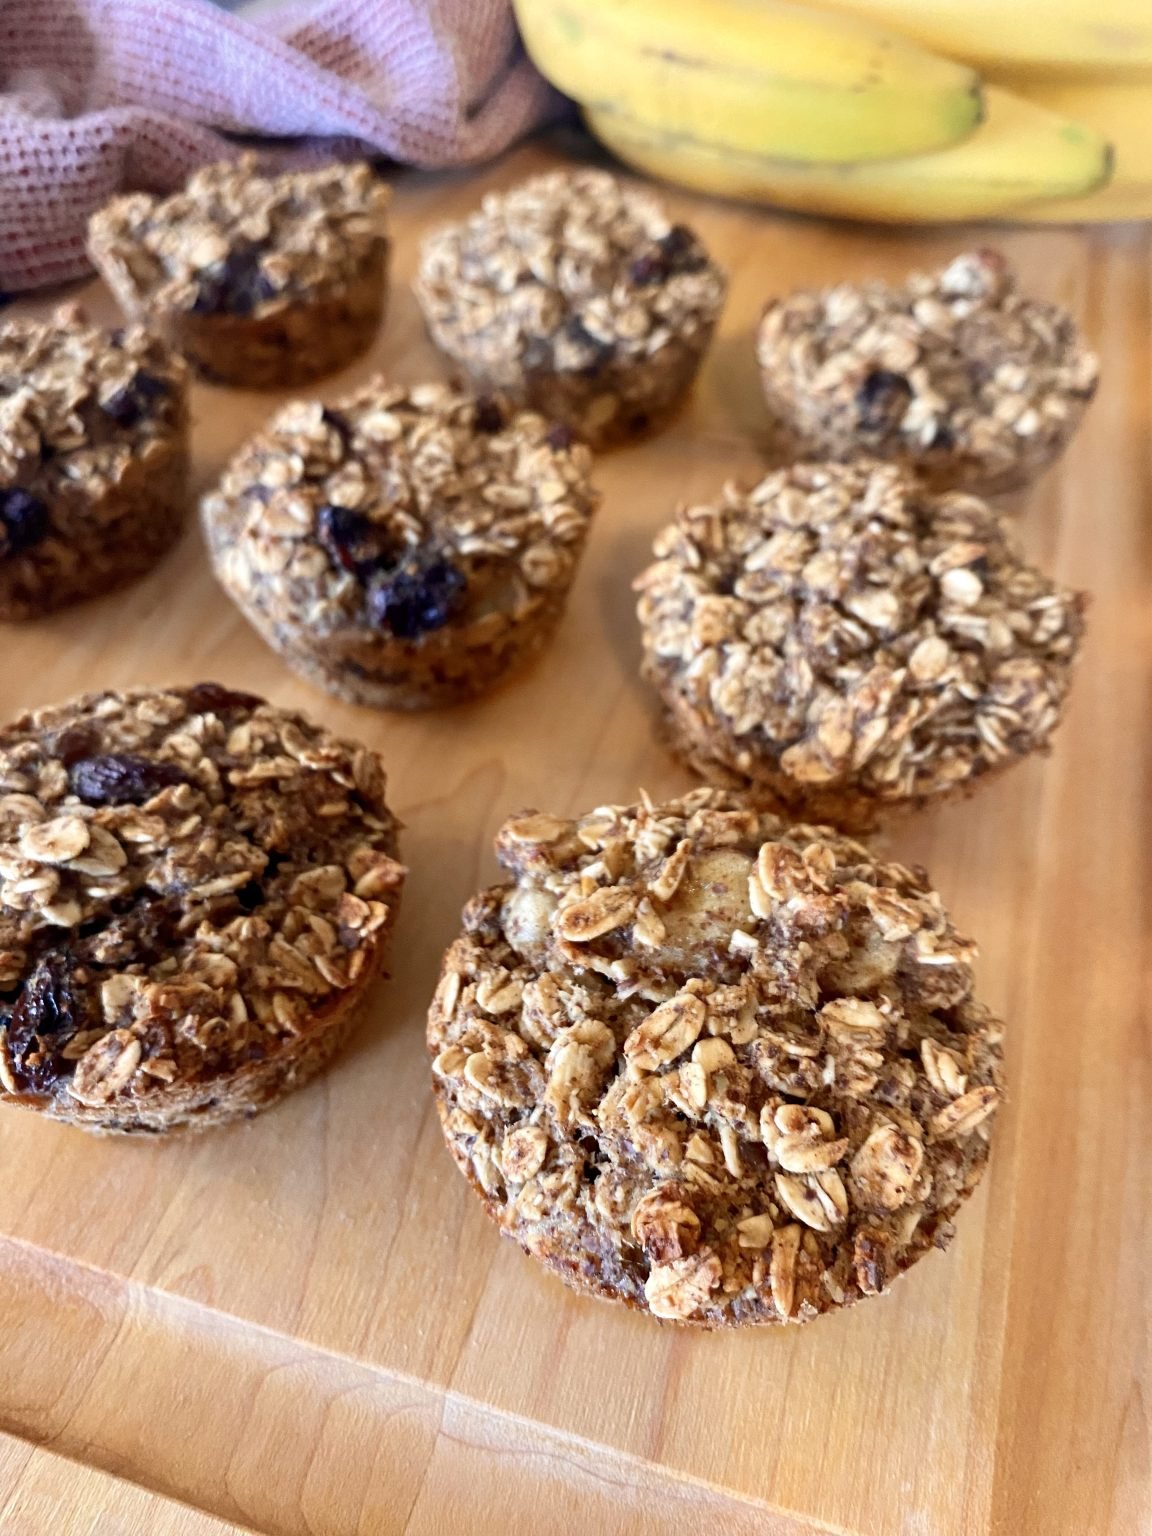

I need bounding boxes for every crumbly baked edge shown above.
[427,791,1003,1328]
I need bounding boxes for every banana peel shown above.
[513,0,985,164]
[584,88,1113,224]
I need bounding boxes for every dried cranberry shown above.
[69,753,187,806]
[182,682,264,716]
[545,422,574,450]
[367,556,466,639]
[100,369,170,428]
[6,952,84,1093]
[191,243,277,317]
[317,504,397,579]
[855,370,913,434]
[0,487,50,555]
[473,397,506,433]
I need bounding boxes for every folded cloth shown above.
[0,0,559,291]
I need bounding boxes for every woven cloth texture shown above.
[1,0,557,291]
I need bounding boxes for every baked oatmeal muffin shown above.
[88,156,390,389]
[415,169,726,450]
[202,383,600,710]
[428,788,1003,1327]
[756,250,1098,496]
[0,307,188,620]
[635,460,1086,832]
[0,683,405,1135]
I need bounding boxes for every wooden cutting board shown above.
[0,138,1147,1536]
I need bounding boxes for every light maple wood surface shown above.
[0,138,1148,1536]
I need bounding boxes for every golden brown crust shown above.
[0,684,405,1136]
[756,250,1097,495]
[202,383,599,710]
[0,307,189,619]
[88,157,390,389]
[635,460,1085,828]
[415,169,726,449]
[428,789,1003,1327]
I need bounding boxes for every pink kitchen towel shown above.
[0,0,560,291]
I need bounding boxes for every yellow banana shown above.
[986,77,1152,222]
[584,88,1113,223]
[512,0,984,164]
[807,0,1152,73]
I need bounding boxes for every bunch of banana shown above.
[808,0,1152,73]
[512,0,1152,223]
[514,0,985,164]
[984,78,1152,222]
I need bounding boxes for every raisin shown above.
[317,504,397,579]
[629,224,708,286]
[182,682,264,716]
[318,504,369,574]
[5,952,84,1093]
[190,242,276,317]
[234,851,283,914]
[51,723,101,766]
[658,224,708,271]
[564,317,614,378]
[929,420,956,451]
[472,396,506,433]
[69,753,187,806]
[234,879,265,912]
[628,253,664,286]
[75,892,180,968]
[367,556,466,639]
[0,487,50,555]
[321,407,354,451]
[855,370,913,434]
[545,422,574,451]
[100,369,170,428]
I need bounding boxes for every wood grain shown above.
[0,1429,252,1535]
[0,138,1147,1535]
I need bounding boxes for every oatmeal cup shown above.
[414,169,726,450]
[201,384,600,709]
[0,306,188,620]
[428,788,1003,1327]
[756,250,1098,496]
[0,682,405,1136]
[88,156,390,389]
[635,460,1086,832]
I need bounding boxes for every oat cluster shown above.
[635,460,1086,823]
[88,157,390,315]
[0,685,404,1123]
[756,250,1098,493]
[428,788,1002,1326]
[0,306,186,517]
[203,382,599,640]
[415,169,726,382]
